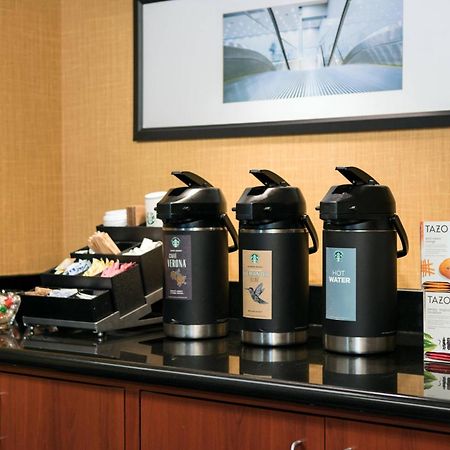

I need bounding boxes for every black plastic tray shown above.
[70,243,163,296]
[20,289,113,322]
[40,264,145,316]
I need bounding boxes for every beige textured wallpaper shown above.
[60,0,450,289]
[4,0,450,290]
[0,0,62,275]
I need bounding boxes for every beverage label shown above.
[163,234,192,300]
[325,247,356,321]
[424,291,450,364]
[242,249,272,320]
[421,221,450,288]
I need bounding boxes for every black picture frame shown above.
[134,0,450,142]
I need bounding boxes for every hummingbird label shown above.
[242,249,272,320]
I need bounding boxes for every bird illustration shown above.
[246,283,267,304]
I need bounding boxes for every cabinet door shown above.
[326,418,450,450]
[141,391,324,450]
[0,372,125,450]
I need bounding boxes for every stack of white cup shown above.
[103,209,127,227]
[145,191,166,227]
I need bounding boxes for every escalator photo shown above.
[223,0,403,103]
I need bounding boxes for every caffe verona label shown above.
[163,234,192,300]
[242,249,272,320]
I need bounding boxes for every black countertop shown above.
[0,323,449,426]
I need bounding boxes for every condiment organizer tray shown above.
[21,289,163,333]
[40,264,145,316]
[20,289,113,322]
[70,243,163,296]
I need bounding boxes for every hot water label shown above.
[326,247,356,321]
[242,249,272,320]
[163,234,192,300]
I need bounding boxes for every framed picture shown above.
[134,0,450,141]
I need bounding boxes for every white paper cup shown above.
[145,191,166,227]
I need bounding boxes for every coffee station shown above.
[1,166,450,450]
[3,0,450,449]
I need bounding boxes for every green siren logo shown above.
[250,253,260,264]
[334,250,343,262]
[171,236,181,248]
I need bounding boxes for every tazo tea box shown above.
[422,222,450,363]
[421,221,450,287]
[424,291,450,364]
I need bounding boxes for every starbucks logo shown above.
[250,253,259,264]
[171,237,181,248]
[334,250,343,262]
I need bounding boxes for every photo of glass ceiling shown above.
[223,0,403,103]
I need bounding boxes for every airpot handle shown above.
[221,214,238,253]
[171,171,213,187]
[249,169,290,187]
[391,214,409,258]
[336,167,379,185]
[304,215,319,254]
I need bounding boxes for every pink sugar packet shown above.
[101,261,135,277]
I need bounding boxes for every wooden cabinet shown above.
[140,391,450,450]
[326,418,450,450]
[1,365,450,450]
[140,391,324,450]
[0,372,125,450]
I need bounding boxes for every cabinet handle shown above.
[0,391,6,440]
[290,440,304,450]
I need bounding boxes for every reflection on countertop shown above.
[5,324,425,400]
[3,323,449,424]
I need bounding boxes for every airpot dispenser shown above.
[235,169,318,346]
[319,167,408,354]
[157,171,238,339]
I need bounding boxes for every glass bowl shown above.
[0,291,21,331]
